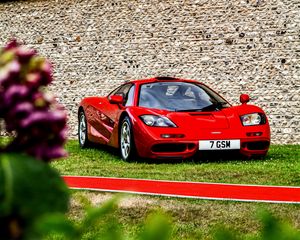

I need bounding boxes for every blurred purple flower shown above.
[4,84,29,106]
[8,60,21,74]
[27,143,67,162]
[25,73,42,88]
[0,40,67,161]
[5,102,33,132]
[21,111,66,129]
[11,102,33,120]
[0,61,21,87]
[16,46,36,63]
[4,39,18,50]
[40,61,53,85]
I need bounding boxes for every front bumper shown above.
[134,125,270,160]
[135,138,270,159]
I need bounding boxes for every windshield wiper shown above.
[200,104,217,112]
[174,102,228,112]
[201,102,228,111]
[175,108,203,112]
[217,102,229,109]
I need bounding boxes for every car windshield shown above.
[138,82,230,112]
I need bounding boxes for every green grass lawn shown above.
[49,140,300,239]
[52,140,300,186]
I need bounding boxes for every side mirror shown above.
[109,95,124,104]
[240,94,250,104]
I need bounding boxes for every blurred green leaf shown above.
[213,227,240,240]
[0,153,69,238]
[260,211,300,240]
[82,196,119,229]
[138,211,172,240]
[94,217,124,240]
[35,213,78,239]
[74,193,93,209]
[73,196,125,240]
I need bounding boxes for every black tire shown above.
[78,110,90,148]
[119,116,137,161]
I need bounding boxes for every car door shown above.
[98,83,135,141]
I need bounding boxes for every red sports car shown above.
[78,77,270,161]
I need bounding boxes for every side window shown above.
[117,84,131,96]
[108,86,122,97]
[125,85,135,106]
[112,83,134,106]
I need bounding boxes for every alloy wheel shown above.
[79,113,86,146]
[121,121,131,160]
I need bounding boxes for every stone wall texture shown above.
[0,0,299,144]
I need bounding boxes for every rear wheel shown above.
[120,117,136,161]
[78,110,90,148]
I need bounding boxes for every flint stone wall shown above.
[0,0,299,144]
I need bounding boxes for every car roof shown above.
[128,77,202,85]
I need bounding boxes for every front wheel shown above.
[119,117,136,161]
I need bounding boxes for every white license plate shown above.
[199,140,240,150]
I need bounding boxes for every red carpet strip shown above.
[63,176,300,204]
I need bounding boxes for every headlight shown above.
[140,115,177,127]
[240,113,266,126]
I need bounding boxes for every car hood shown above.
[131,107,231,129]
[131,105,265,131]
[166,111,230,129]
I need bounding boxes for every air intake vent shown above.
[155,76,179,81]
[189,113,212,116]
